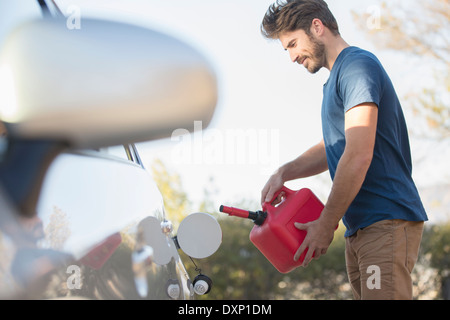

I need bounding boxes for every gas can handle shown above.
[262,186,294,211]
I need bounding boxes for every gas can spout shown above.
[219,205,267,226]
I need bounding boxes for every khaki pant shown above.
[345,219,424,300]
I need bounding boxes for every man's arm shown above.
[261,139,328,205]
[294,102,378,265]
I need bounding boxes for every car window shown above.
[99,145,131,162]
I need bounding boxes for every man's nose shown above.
[289,50,298,63]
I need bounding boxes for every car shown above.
[0,0,220,299]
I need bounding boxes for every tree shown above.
[150,159,191,229]
[42,206,71,250]
[420,222,450,299]
[352,0,450,138]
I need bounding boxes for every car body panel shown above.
[0,145,194,299]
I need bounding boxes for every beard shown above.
[303,35,326,74]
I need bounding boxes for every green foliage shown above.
[150,159,191,229]
[416,222,450,299]
[352,0,450,138]
[421,222,450,274]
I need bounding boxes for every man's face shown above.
[279,29,326,74]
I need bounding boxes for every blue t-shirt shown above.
[321,46,427,237]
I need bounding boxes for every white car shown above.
[0,0,220,299]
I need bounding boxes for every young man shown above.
[260,0,427,300]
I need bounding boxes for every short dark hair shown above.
[261,0,340,39]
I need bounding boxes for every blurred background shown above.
[55,0,449,299]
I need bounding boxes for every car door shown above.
[31,144,194,299]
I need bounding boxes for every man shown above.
[260,0,427,300]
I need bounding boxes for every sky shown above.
[55,0,450,219]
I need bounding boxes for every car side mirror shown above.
[0,17,218,148]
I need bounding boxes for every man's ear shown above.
[310,18,325,36]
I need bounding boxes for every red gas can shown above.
[220,186,324,273]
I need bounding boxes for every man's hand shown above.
[260,172,285,206]
[293,214,336,267]
[260,140,328,207]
